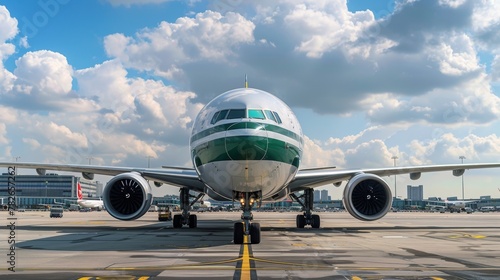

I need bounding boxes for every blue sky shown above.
[1,0,500,199]
[4,0,396,71]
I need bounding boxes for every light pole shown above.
[459,155,466,200]
[392,156,398,198]
[14,156,20,175]
[146,156,153,168]
[87,156,94,165]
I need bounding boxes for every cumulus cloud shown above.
[284,2,378,58]
[0,123,7,144]
[409,133,500,163]
[0,50,100,112]
[13,50,73,95]
[0,5,18,92]
[364,74,500,125]
[0,5,18,43]
[22,138,41,149]
[75,59,132,109]
[104,11,255,80]
[301,136,344,168]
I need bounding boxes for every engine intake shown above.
[102,172,153,221]
[343,173,392,221]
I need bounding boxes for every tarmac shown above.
[1,209,500,279]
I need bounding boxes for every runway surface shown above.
[2,210,500,279]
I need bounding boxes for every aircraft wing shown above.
[288,163,500,193]
[0,162,205,193]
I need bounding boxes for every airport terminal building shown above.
[0,173,102,208]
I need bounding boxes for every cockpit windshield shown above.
[210,109,282,125]
[226,109,246,119]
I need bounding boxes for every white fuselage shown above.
[77,182,104,209]
[77,199,104,209]
[189,88,304,200]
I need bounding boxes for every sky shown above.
[1,0,500,200]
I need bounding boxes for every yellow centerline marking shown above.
[241,235,251,280]
[449,232,487,239]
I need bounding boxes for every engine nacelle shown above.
[343,173,393,221]
[102,172,153,221]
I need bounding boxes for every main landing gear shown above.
[290,188,320,229]
[173,188,203,229]
[233,191,261,245]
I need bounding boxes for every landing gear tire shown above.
[189,214,197,228]
[173,214,182,228]
[250,223,261,244]
[234,222,244,244]
[296,215,305,228]
[312,214,320,228]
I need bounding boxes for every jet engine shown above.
[102,172,153,221]
[343,173,393,221]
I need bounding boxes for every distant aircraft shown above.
[3,86,500,244]
[445,200,470,213]
[76,182,104,210]
[427,200,476,213]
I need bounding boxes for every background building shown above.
[80,179,103,198]
[314,190,320,202]
[321,189,329,202]
[0,173,100,208]
[407,185,424,201]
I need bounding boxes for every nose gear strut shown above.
[233,191,261,244]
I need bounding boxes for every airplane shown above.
[76,182,104,210]
[426,199,476,213]
[3,86,500,244]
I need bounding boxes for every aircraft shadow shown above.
[16,219,500,252]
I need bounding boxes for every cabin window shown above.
[226,109,246,119]
[248,109,266,120]
[264,110,276,122]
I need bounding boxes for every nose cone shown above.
[225,123,268,161]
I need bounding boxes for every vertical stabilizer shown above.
[77,182,83,200]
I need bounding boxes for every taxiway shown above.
[1,210,500,279]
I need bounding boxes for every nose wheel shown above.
[233,191,261,244]
[234,222,261,244]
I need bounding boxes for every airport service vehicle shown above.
[158,206,172,222]
[480,206,495,212]
[3,87,500,244]
[50,206,64,218]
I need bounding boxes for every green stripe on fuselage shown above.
[190,122,303,145]
[192,136,301,167]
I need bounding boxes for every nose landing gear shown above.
[233,191,261,244]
